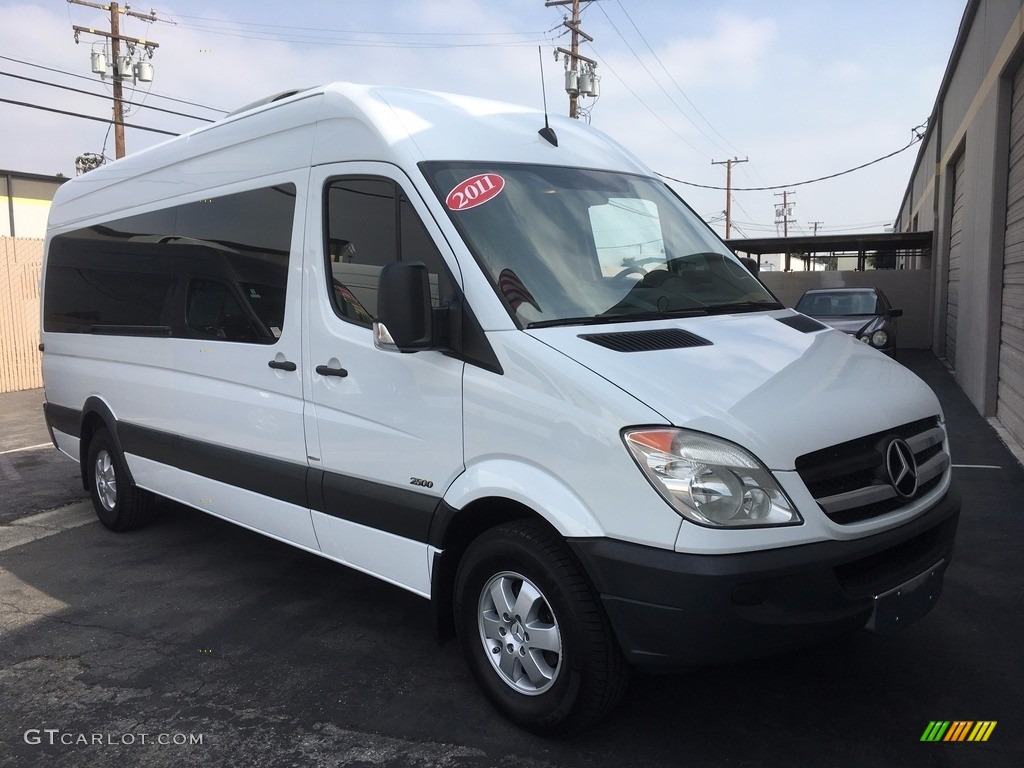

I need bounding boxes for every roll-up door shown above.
[946,152,965,370]
[999,63,1024,449]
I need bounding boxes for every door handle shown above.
[267,360,297,371]
[316,364,349,378]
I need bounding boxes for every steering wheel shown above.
[614,266,648,279]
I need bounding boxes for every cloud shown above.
[0,0,958,236]
[825,61,867,84]
[655,12,778,90]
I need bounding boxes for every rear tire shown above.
[86,428,155,532]
[454,521,629,735]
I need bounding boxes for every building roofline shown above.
[726,231,932,255]
[896,0,980,224]
[0,169,70,185]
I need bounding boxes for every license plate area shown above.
[866,559,946,634]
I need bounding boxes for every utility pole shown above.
[70,0,161,159]
[809,220,824,235]
[774,190,796,237]
[711,157,748,239]
[546,0,598,119]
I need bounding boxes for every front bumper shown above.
[569,482,960,669]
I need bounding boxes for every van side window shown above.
[44,184,296,343]
[325,177,453,327]
[41,252,173,335]
[186,279,259,342]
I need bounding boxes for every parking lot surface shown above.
[1,350,1021,767]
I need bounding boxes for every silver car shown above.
[795,287,903,355]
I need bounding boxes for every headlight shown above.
[623,428,801,528]
[870,329,889,348]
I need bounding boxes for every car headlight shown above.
[870,329,889,348]
[623,428,801,528]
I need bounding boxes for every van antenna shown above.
[537,47,558,147]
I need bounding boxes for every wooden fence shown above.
[0,237,43,393]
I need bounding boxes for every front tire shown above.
[454,521,628,735]
[86,428,155,532]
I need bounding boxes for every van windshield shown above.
[422,162,778,327]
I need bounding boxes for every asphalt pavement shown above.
[0,350,1021,767]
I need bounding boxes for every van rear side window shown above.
[42,261,173,335]
[44,184,296,343]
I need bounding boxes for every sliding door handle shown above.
[315,364,348,378]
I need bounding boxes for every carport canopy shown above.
[726,231,933,271]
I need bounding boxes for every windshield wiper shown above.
[703,300,784,315]
[526,308,707,329]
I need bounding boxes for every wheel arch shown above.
[429,460,606,641]
[77,397,134,490]
[430,496,554,642]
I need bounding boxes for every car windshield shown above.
[422,162,778,327]
[796,290,880,317]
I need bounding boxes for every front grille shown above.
[795,416,949,524]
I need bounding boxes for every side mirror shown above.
[890,309,904,318]
[374,261,432,352]
[739,256,760,275]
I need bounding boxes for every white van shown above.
[41,83,960,734]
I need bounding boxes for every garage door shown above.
[946,152,965,370]
[999,63,1024,449]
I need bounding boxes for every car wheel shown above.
[87,428,155,531]
[454,520,628,734]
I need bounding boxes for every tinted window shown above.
[44,184,295,343]
[44,239,174,334]
[187,279,261,342]
[43,261,172,334]
[325,177,453,326]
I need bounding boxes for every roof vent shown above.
[226,87,315,117]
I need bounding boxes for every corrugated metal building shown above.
[896,0,1024,454]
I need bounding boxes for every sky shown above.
[0,0,968,239]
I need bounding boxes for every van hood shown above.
[526,310,941,470]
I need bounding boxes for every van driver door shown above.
[303,163,465,595]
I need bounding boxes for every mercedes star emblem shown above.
[886,438,919,499]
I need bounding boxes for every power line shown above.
[0,54,227,113]
[658,135,923,191]
[170,14,548,37]
[598,1,732,158]
[711,157,748,238]
[169,20,549,48]
[0,97,178,135]
[612,0,742,158]
[730,222,751,238]
[0,70,214,122]
[590,49,710,158]
[547,0,598,119]
[730,197,762,231]
[729,218,894,233]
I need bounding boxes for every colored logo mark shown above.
[921,721,997,742]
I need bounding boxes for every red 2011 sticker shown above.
[445,173,505,211]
